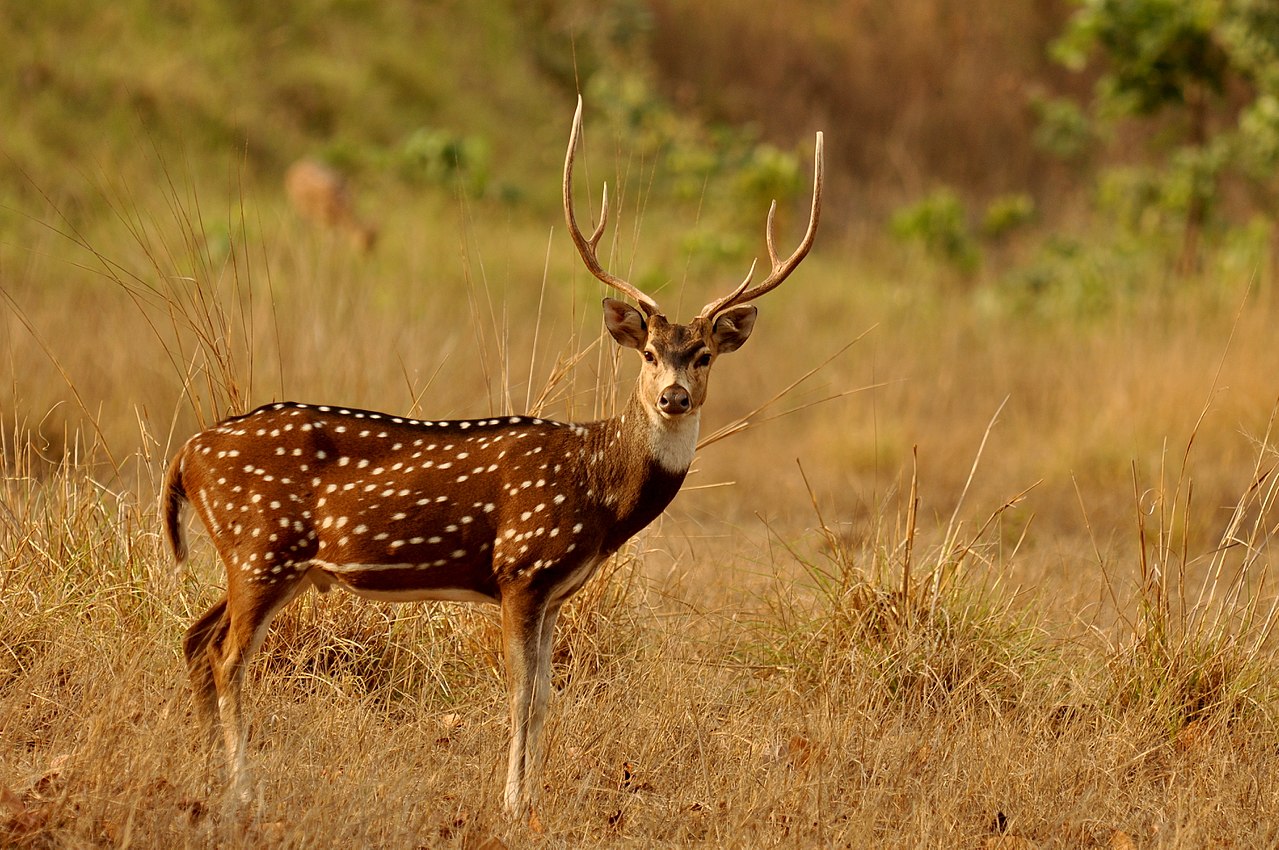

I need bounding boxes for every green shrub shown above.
[891,188,980,275]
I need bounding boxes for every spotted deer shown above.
[163,98,822,817]
[284,158,378,253]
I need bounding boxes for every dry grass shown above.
[4,145,1279,848]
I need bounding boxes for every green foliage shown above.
[1092,154,1225,239]
[1053,0,1229,117]
[0,0,586,216]
[732,143,803,214]
[573,68,814,263]
[1030,94,1095,160]
[1095,166,1171,233]
[1162,143,1228,215]
[1233,92,1279,181]
[891,190,1036,276]
[890,188,980,275]
[396,128,492,197]
[997,235,1142,318]
[585,68,681,155]
[677,226,747,269]
[981,194,1037,240]
[519,0,655,91]
[1052,0,1279,264]
[1227,4,1279,205]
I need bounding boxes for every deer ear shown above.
[711,305,758,354]
[602,298,648,350]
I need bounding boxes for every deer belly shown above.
[313,557,500,604]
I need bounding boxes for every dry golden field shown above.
[2,146,1278,848]
[3,2,1279,843]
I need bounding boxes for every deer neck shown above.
[619,390,700,476]
[578,392,697,543]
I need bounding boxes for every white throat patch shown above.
[645,407,700,473]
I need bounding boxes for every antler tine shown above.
[700,258,756,318]
[765,200,780,267]
[589,183,609,248]
[564,96,660,315]
[699,131,824,319]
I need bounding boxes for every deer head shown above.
[563,97,823,436]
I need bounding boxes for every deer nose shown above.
[658,385,691,416]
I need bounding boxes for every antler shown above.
[564,97,660,316]
[699,131,824,319]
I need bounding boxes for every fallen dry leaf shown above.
[618,760,653,793]
[1110,829,1137,850]
[2,802,52,842]
[1176,719,1212,754]
[435,714,463,746]
[784,735,828,773]
[30,754,71,797]
[437,809,470,840]
[469,837,508,850]
[983,837,1038,849]
[258,820,288,842]
[1,785,23,817]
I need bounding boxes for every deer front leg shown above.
[500,593,561,817]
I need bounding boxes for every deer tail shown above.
[161,446,189,564]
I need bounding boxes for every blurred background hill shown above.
[6,0,1278,278]
[0,0,1100,247]
[3,0,1082,219]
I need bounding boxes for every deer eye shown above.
[642,350,656,364]
[695,352,712,368]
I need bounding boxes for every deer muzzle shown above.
[657,385,692,417]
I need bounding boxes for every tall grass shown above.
[5,80,1279,850]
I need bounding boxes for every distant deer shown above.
[284,158,378,253]
[163,98,822,818]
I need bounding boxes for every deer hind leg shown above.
[500,594,561,817]
[210,609,262,805]
[193,573,312,804]
[184,596,230,753]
